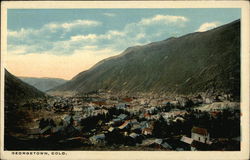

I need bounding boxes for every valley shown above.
[5,91,240,151]
[4,19,241,151]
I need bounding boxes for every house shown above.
[209,111,220,118]
[191,126,210,144]
[131,123,142,131]
[142,128,153,136]
[130,119,138,124]
[180,136,194,145]
[108,127,115,132]
[63,115,72,125]
[145,107,157,114]
[154,138,163,145]
[144,113,152,120]
[116,103,127,110]
[109,118,122,126]
[89,134,105,145]
[129,132,139,139]
[180,127,212,151]
[170,101,179,107]
[173,117,185,122]
[204,97,214,104]
[161,142,173,150]
[140,121,149,128]
[73,114,83,123]
[118,120,130,130]
[141,138,155,146]
[73,105,83,112]
[142,138,172,150]
[117,114,128,120]
[122,97,133,103]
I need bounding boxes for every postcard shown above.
[1,1,249,160]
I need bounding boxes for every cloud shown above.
[8,14,188,54]
[103,13,116,17]
[7,45,28,55]
[9,14,189,56]
[8,19,101,39]
[45,19,101,31]
[8,28,38,39]
[7,19,102,55]
[70,34,98,42]
[7,14,189,79]
[197,21,221,32]
[107,30,125,36]
[139,14,188,26]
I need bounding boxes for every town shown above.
[5,91,240,151]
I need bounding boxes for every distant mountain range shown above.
[5,70,45,105]
[50,19,240,98]
[19,77,67,92]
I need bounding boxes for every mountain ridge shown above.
[4,69,46,105]
[50,19,240,99]
[19,77,67,92]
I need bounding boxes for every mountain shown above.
[4,69,45,105]
[19,77,67,92]
[50,20,240,98]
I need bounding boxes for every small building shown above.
[116,103,127,110]
[161,142,173,150]
[204,97,214,104]
[131,123,142,131]
[118,120,130,130]
[145,107,157,114]
[89,134,105,145]
[173,117,185,122]
[108,127,115,132]
[142,138,172,150]
[130,119,138,124]
[142,128,153,136]
[170,101,179,107]
[117,114,128,120]
[140,121,149,129]
[154,139,163,145]
[180,127,212,151]
[129,132,139,139]
[180,136,194,145]
[73,106,83,112]
[191,126,210,144]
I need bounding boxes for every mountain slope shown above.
[4,69,45,105]
[19,77,67,92]
[51,20,240,98]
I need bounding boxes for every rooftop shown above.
[191,126,208,135]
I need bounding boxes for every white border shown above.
[1,1,249,160]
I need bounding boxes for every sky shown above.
[6,8,241,80]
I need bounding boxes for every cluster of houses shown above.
[24,92,240,150]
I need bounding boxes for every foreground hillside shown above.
[50,20,240,99]
[4,69,45,105]
[19,77,67,92]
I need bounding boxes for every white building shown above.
[191,126,210,144]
